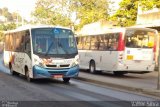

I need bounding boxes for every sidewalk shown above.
[77,71,160,98]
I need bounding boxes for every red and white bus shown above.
[76,27,159,75]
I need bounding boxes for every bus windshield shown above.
[31,28,77,56]
[125,29,156,48]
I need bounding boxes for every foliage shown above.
[32,0,109,30]
[0,7,22,23]
[0,23,16,31]
[32,0,72,27]
[109,0,160,27]
[69,0,109,29]
[32,0,160,28]
[0,31,4,42]
[0,23,16,42]
[109,0,138,27]
[140,0,160,10]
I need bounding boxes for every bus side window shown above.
[85,36,91,50]
[81,36,86,50]
[24,31,31,53]
[99,35,106,51]
[111,33,118,50]
[25,39,31,52]
[77,37,82,50]
[107,34,112,50]
[90,36,96,50]
[95,36,100,50]
[107,33,118,51]
[25,43,31,54]
[15,32,22,51]
[104,35,109,50]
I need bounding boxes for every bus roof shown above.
[77,27,157,37]
[4,24,72,34]
[125,27,157,31]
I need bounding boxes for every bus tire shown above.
[9,63,16,75]
[25,67,32,82]
[89,60,96,73]
[63,78,70,83]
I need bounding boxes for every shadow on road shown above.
[11,73,74,85]
[80,69,146,79]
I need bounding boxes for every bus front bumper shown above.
[33,65,79,79]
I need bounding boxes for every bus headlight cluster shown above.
[34,58,45,67]
[70,55,79,67]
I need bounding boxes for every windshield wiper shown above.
[45,29,56,56]
[45,41,54,56]
[58,41,69,54]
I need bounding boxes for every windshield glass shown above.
[31,28,77,56]
[125,29,156,48]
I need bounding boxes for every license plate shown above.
[53,75,63,78]
[127,55,133,60]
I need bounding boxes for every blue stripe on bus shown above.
[33,65,79,79]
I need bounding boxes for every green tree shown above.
[70,0,109,29]
[2,7,13,22]
[32,0,110,30]
[0,23,16,31]
[109,0,160,27]
[0,31,4,42]
[109,0,139,27]
[32,0,72,27]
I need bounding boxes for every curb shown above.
[77,76,160,100]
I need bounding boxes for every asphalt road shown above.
[79,70,158,90]
[0,56,159,107]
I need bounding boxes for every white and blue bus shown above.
[4,25,79,82]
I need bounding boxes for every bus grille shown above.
[46,64,70,68]
[46,65,57,67]
[60,64,70,67]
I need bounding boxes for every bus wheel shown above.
[113,71,125,76]
[9,64,15,75]
[89,61,96,73]
[63,78,70,83]
[25,68,32,82]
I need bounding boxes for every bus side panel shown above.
[79,50,89,69]
[79,50,102,70]
[11,52,32,76]
[79,50,119,71]
[101,51,119,71]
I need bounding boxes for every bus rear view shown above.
[118,28,158,74]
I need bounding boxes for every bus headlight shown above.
[34,58,45,67]
[70,55,79,67]
[70,62,78,67]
